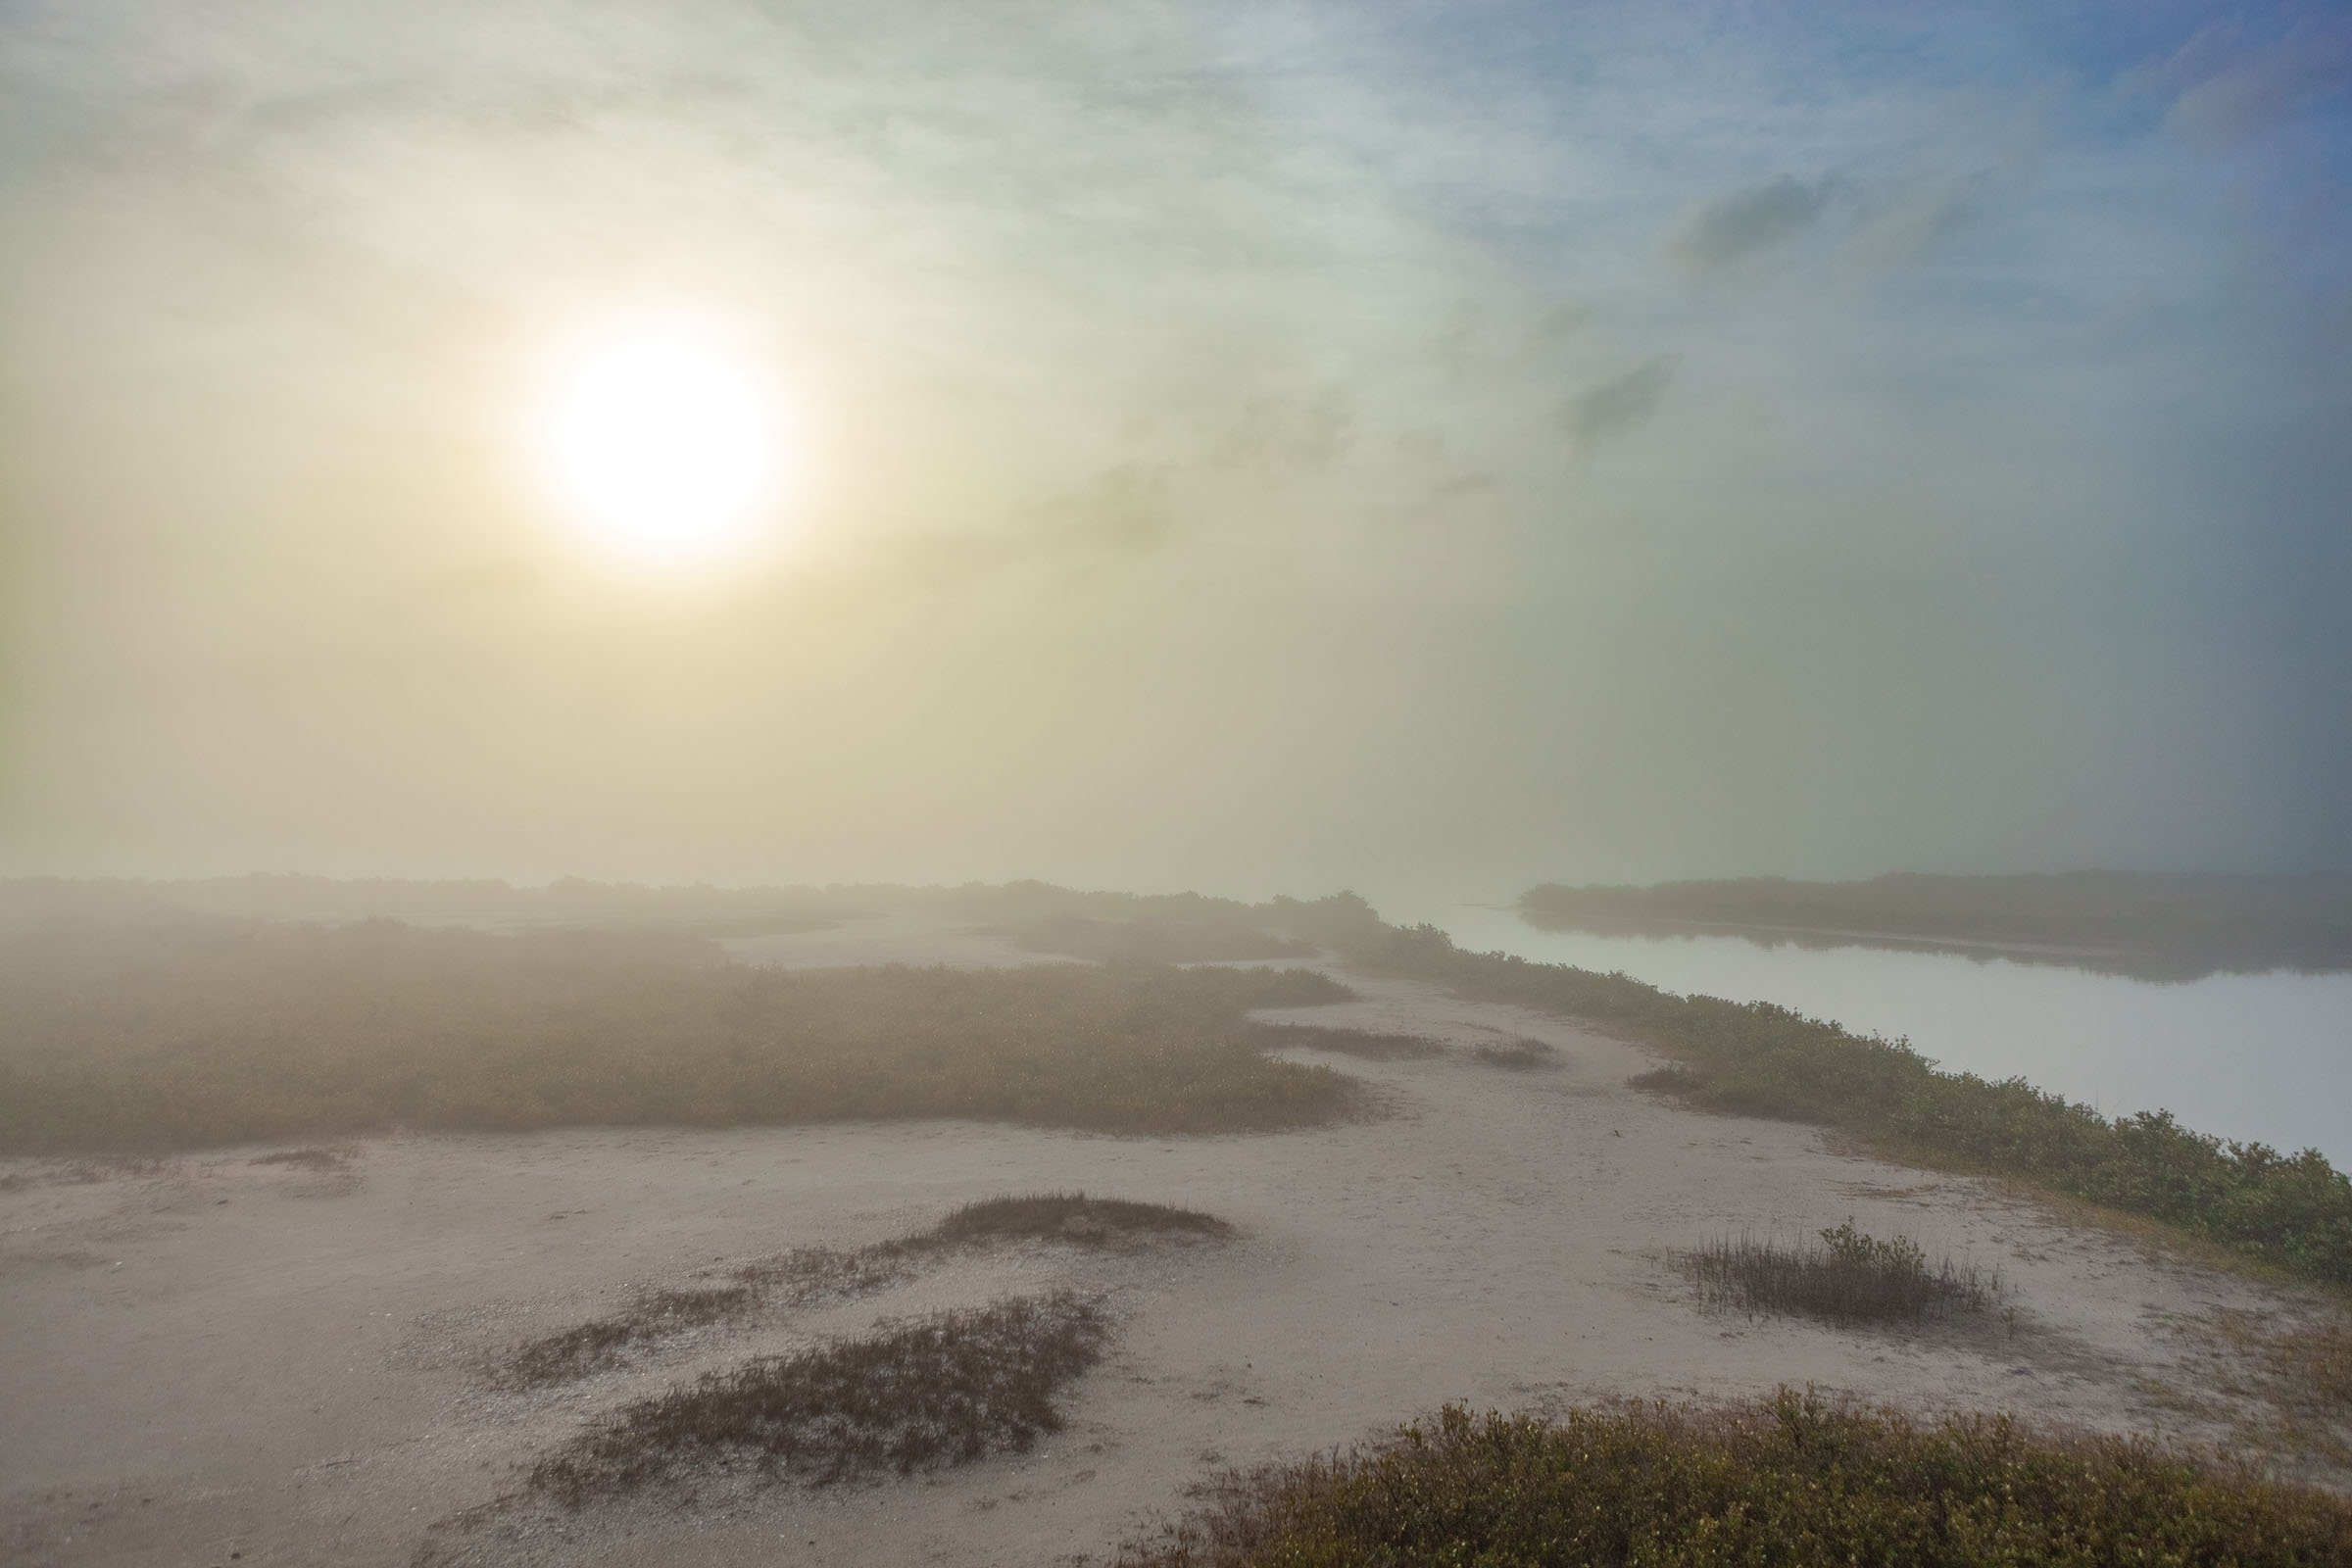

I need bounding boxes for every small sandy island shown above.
[1,917,2329,1565]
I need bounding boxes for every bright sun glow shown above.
[533,318,780,561]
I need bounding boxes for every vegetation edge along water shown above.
[1264,893,2352,1288]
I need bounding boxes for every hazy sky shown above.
[2,1,2347,903]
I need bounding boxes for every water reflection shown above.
[1410,905,2352,1166]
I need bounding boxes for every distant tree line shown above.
[1519,870,2352,978]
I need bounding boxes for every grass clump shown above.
[930,1192,1232,1245]
[1470,1037,1554,1070]
[1629,1063,1703,1096]
[1685,1219,1998,1326]
[531,1293,1107,1500]
[249,1146,351,1169]
[1115,1392,2352,1567]
[499,1285,758,1389]
[0,917,1357,1152]
[1241,1022,1445,1061]
[1268,894,2352,1288]
[500,1193,1223,1388]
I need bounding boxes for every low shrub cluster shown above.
[1116,1392,2352,1567]
[500,1193,1225,1388]
[1267,894,2352,1286]
[530,1292,1107,1500]
[0,918,1356,1152]
[1685,1220,1998,1326]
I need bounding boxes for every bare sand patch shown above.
[1,959,2331,1567]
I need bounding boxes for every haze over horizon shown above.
[4,2,2348,902]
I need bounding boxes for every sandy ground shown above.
[1,918,2323,1566]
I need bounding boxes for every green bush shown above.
[1117,1393,2352,1567]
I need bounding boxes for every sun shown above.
[532,316,782,561]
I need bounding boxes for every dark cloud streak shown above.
[1666,174,1823,274]
[1562,356,1678,453]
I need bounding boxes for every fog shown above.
[3,1,2348,902]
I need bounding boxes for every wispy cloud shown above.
[1665,175,1823,274]
[1844,172,1987,271]
[2167,24,2352,143]
[1,0,2347,885]
[1563,356,1678,453]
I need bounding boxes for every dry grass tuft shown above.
[1628,1064,1702,1096]
[529,1293,1108,1500]
[1684,1220,1999,1326]
[1471,1038,1555,1070]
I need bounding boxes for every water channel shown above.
[1400,902,2352,1166]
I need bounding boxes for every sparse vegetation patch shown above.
[499,1285,759,1389]
[2285,1318,2352,1418]
[498,1194,1224,1388]
[1628,1064,1703,1096]
[1683,1220,1998,1326]
[1470,1037,1554,1070]
[1241,1023,1444,1061]
[530,1293,1108,1500]
[1114,1393,2352,1567]
[929,1192,1232,1245]
[249,1146,351,1169]
[0,917,1359,1152]
[2185,1308,2352,1466]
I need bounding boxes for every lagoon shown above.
[1408,903,2352,1167]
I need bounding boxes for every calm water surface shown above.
[1402,904,2352,1166]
